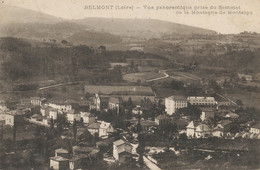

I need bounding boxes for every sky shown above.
[3,0,260,34]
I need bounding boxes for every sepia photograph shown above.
[0,0,259,169]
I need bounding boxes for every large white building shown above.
[165,96,187,115]
[250,124,260,134]
[187,96,217,106]
[48,102,72,113]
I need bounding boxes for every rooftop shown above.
[73,146,97,153]
[50,156,69,162]
[156,114,170,120]
[55,148,69,154]
[252,124,260,129]
[80,112,93,117]
[113,139,126,146]
[109,97,122,104]
[187,96,215,100]
[141,120,158,126]
[196,124,210,132]
[31,97,46,101]
[100,121,112,129]
[87,122,100,129]
[166,95,187,101]
[84,85,153,96]
[67,109,80,115]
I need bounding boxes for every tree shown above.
[80,117,84,126]
[73,119,77,140]
[13,120,17,147]
[55,114,68,135]
[78,129,93,142]
[236,99,243,106]
[136,133,145,165]
[50,118,54,131]
[98,45,106,52]
[61,40,68,45]
[170,80,184,90]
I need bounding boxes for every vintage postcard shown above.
[0,0,259,169]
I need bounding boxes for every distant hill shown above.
[0,6,217,43]
[66,30,122,45]
[0,5,62,24]
[0,22,84,40]
[71,18,217,39]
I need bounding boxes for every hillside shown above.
[66,31,122,45]
[71,18,217,39]
[0,5,217,42]
[0,22,84,40]
[0,5,62,24]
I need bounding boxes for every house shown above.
[29,114,50,127]
[187,96,217,106]
[49,108,59,120]
[216,120,232,129]
[72,146,100,159]
[69,156,81,170]
[99,121,114,138]
[87,122,100,135]
[165,95,187,115]
[238,73,252,81]
[200,108,215,121]
[212,127,224,137]
[0,100,8,111]
[186,121,211,138]
[40,106,59,118]
[155,114,170,126]
[80,112,96,124]
[73,146,93,156]
[224,112,239,119]
[20,98,31,105]
[250,124,260,134]
[67,110,81,123]
[30,97,46,106]
[172,118,189,130]
[113,139,132,162]
[50,156,69,170]
[132,106,143,115]
[40,106,50,117]
[140,98,154,113]
[108,97,122,114]
[69,155,88,170]
[140,120,158,132]
[90,94,109,111]
[96,137,115,152]
[55,148,69,158]
[48,100,73,113]
[0,112,15,126]
[195,124,211,138]
[186,121,198,138]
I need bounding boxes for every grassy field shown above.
[123,72,164,83]
[165,71,201,82]
[226,91,260,110]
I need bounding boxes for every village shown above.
[0,82,260,169]
[0,3,260,169]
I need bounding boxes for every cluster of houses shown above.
[164,95,260,139]
[1,86,260,169]
[49,138,133,169]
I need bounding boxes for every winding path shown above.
[146,71,169,82]
[143,156,161,170]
